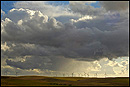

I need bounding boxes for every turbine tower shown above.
[87,73,89,77]
[104,72,107,78]
[56,73,57,77]
[63,73,65,77]
[15,71,19,76]
[72,72,74,77]
[78,73,81,77]
[81,73,83,77]
[84,72,86,77]
[95,73,98,78]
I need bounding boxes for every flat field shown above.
[1,76,129,86]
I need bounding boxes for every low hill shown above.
[1,76,129,86]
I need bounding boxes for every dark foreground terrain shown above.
[1,76,129,86]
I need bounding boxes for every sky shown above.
[1,1,129,77]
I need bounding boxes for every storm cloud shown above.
[1,1,129,73]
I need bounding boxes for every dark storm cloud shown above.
[6,56,72,71]
[1,7,129,71]
[2,8,129,60]
[6,56,51,69]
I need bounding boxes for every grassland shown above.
[1,76,129,86]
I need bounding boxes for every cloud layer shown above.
[2,8,128,60]
[1,1,129,75]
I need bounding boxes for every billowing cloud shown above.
[1,42,10,51]
[69,1,105,16]
[104,58,129,76]
[1,1,129,76]
[13,1,82,24]
[106,60,123,67]
[2,8,128,61]
[14,1,79,17]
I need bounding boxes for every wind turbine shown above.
[95,73,98,78]
[15,71,19,76]
[104,72,107,78]
[81,73,83,77]
[87,73,89,77]
[63,73,65,77]
[72,72,74,77]
[55,73,57,77]
[78,73,81,77]
[84,72,86,77]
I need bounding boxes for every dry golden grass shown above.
[1,76,129,86]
